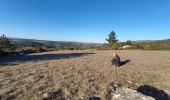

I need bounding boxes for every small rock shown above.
[114,94,120,98]
[42,93,48,99]
[127,80,132,84]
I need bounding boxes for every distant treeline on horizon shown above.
[1,34,170,56]
[9,37,170,51]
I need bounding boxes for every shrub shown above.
[0,34,17,55]
[0,34,12,52]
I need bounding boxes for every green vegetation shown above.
[106,31,119,45]
[105,32,143,50]
[1,33,170,56]
[0,34,15,55]
[55,44,85,50]
[17,42,49,53]
[0,34,49,55]
[119,40,143,50]
[106,31,120,49]
[0,34,98,56]
[125,40,133,45]
[136,39,170,50]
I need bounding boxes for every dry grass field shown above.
[0,50,170,100]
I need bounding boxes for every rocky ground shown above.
[107,83,155,100]
[0,50,170,100]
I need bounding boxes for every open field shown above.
[0,50,170,100]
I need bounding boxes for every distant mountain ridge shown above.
[133,39,170,43]
[10,38,102,48]
[9,38,170,50]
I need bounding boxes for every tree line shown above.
[1,32,170,56]
[0,34,97,56]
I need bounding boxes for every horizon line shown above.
[9,37,170,44]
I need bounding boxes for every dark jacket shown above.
[112,55,120,65]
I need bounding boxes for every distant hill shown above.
[133,39,170,50]
[10,38,102,48]
[9,38,170,50]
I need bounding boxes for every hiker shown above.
[111,52,121,66]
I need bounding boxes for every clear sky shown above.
[0,0,170,43]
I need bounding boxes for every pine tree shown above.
[106,31,118,46]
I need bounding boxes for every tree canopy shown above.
[0,34,12,52]
[106,31,119,49]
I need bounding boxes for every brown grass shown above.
[0,50,170,100]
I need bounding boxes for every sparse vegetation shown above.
[0,34,170,99]
[136,39,170,50]
[0,50,170,99]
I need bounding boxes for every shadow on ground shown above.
[137,85,170,100]
[120,59,131,66]
[0,52,95,66]
[88,96,101,100]
[111,59,131,67]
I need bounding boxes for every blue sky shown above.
[0,0,170,43]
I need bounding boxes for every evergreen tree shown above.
[106,31,119,47]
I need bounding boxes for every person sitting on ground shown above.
[111,52,121,66]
